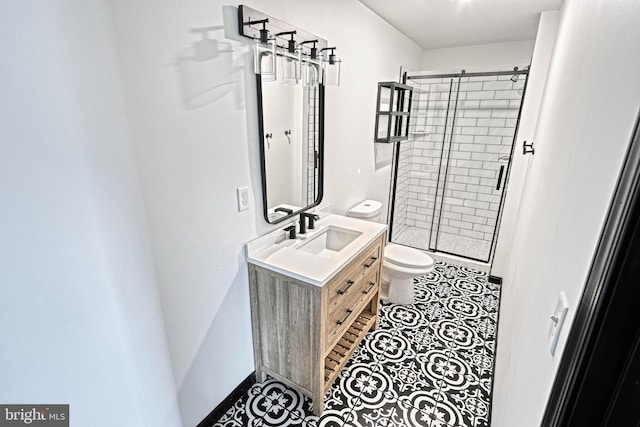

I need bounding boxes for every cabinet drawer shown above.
[326,239,382,312]
[326,268,379,346]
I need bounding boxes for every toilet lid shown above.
[384,244,434,269]
[348,200,382,218]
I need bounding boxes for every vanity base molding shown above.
[248,234,384,415]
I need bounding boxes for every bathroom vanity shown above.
[246,214,386,415]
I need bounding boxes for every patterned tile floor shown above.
[214,261,500,427]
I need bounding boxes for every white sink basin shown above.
[297,226,362,258]
[245,214,387,286]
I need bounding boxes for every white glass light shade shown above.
[302,62,319,87]
[322,55,341,86]
[281,55,299,85]
[253,39,277,82]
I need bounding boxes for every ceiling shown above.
[359,0,564,50]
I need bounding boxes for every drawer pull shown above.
[364,256,378,268]
[337,280,355,295]
[363,282,376,294]
[336,309,354,325]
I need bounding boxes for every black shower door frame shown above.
[388,68,530,264]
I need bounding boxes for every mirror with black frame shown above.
[257,59,324,224]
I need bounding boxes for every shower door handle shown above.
[496,165,505,191]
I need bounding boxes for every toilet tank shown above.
[347,200,383,223]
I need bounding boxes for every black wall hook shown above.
[523,140,535,155]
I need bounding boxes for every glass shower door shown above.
[390,76,460,250]
[389,69,527,263]
[434,74,525,261]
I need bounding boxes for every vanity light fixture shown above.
[238,5,338,87]
[247,19,277,82]
[299,40,320,87]
[320,47,341,86]
[277,31,299,85]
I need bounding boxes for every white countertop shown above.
[246,214,387,287]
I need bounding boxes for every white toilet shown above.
[347,200,434,304]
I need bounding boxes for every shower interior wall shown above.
[391,73,526,262]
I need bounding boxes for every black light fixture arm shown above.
[275,30,297,53]
[243,18,270,43]
[319,47,338,64]
[299,39,319,59]
[238,5,331,60]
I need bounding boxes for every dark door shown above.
[543,112,640,426]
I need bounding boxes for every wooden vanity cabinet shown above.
[248,234,385,415]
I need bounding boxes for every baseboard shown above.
[488,275,503,285]
[197,371,256,427]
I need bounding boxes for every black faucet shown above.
[284,225,296,239]
[299,212,320,234]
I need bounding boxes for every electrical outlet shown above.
[549,292,569,356]
[237,187,250,211]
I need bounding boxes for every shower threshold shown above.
[393,225,491,273]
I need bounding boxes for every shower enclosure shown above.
[389,68,528,263]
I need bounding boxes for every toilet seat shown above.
[384,244,434,269]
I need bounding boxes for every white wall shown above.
[0,1,181,426]
[420,40,536,73]
[492,11,561,278]
[492,0,640,425]
[107,0,422,425]
[262,82,303,209]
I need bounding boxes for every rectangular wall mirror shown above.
[257,64,324,224]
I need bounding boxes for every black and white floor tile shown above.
[213,261,499,427]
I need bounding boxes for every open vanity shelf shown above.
[323,310,375,388]
[248,233,385,415]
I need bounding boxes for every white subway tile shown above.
[451,151,472,160]
[455,117,478,127]
[509,99,522,109]
[448,219,474,230]
[453,175,480,185]
[494,90,521,100]
[462,214,488,225]
[471,152,498,162]
[491,110,519,118]
[447,182,467,192]
[474,135,503,145]
[443,196,464,206]
[448,166,471,176]
[489,127,515,137]
[450,205,476,215]
[477,193,500,203]
[466,91,496,100]
[454,160,484,169]
[457,143,487,153]
[477,118,507,127]
[469,169,497,178]
[452,190,479,200]
[465,184,493,195]
[475,209,498,219]
[482,80,515,91]
[480,100,510,109]
[464,199,490,209]
[442,211,463,221]
[459,228,486,240]
[480,177,498,187]
[441,225,462,234]
[459,82,484,91]
[457,100,480,109]
[463,109,492,118]
[485,145,511,154]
